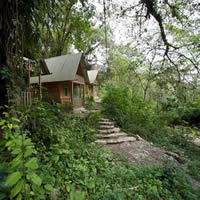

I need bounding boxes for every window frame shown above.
[64,88,68,96]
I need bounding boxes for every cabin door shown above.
[73,87,77,98]
[73,85,82,107]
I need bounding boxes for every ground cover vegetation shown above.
[0,102,199,199]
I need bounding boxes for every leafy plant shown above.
[0,111,42,199]
[85,96,95,110]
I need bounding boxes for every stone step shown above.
[95,136,136,144]
[100,118,111,122]
[98,128,120,134]
[97,132,128,139]
[99,121,114,126]
[99,125,115,130]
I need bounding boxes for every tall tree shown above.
[39,0,94,57]
[0,0,42,105]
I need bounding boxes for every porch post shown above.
[39,71,42,100]
[28,60,31,105]
[71,81,74,105]
[28,60,31,93]
[83,85,85,106]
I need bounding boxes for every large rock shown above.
[192,137,200,147]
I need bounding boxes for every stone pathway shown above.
[95,118,185,165]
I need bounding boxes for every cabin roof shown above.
[30,53,83,83]
[87,70,98,84]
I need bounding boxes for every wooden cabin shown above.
[85,70,99,97]
[30,53,88,108]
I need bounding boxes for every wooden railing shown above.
[8,92,39,106]
[60,97,71,104]
[20,92,39,105]
[15,92,83,108]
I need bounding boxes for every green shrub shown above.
[15,101,68,148]
[85,96,95,110]
[159,97,200,126]
[188,160,200,181]
[102,86,132,127]
[0,111,42,199]
[63,102,73,112]
[102,86,166,142]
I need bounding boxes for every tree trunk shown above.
[0,1,16,105]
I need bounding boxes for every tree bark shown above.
[0,1,16,105]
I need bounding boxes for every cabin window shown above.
[64,88,68,96]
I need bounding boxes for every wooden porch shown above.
[41,81,85,108]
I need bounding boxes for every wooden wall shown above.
[43,81,72,103]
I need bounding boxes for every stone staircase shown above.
[95,118,136,144]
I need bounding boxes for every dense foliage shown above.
[0,102,199,199]
[102,86,164,141]
[101,84,200,182]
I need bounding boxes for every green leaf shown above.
[44,184,53,191]
[6,140,14,147]
[5,172,22,187]
[52,155,59,163]
[11,147,21,155]
[11,117,20,122]
[7,124,13,129]
[16,194,22,200]
[9,154,23,168]
[10,180,23,198]
[24,139,33,146]
[3,112,9,118]
[0,120,6,126]
[1,125,6,129]
[24,147,34,158]
[66,185,71,192]
[25,158,38,169]
[28,173,42,186]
